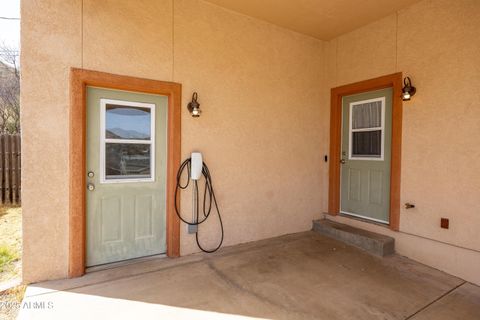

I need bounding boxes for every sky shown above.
[0,0,20,49]
[106,108,152,137]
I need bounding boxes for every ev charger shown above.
[190,152,203,180]
[188,152,203,234]
[175,151,224,252]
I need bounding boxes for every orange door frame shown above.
[69,68,181,278]
[328,73,403,231]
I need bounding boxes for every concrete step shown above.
[312,219,394,257]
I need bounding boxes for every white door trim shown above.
[348,97,385,161]
[99,98,156,184]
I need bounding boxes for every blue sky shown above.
[106,109,151,137]
[0,0,20,49]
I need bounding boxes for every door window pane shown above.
[105,104,151,140]
[349,97,385,160]
[352,130,381,157]
[105,143,151,179]
[101,99,155,183]
[352,101,382,129]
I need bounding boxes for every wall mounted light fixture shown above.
[402,77,416,101]
[187,92,201,117]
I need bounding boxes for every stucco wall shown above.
[21,0,480,285]
[325,0,480,285]
[21,0,82,282]
[21,0,325,282]
[174,0,324,254]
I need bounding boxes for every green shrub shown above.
[0,246,18,272]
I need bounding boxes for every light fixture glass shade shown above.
[192,108,201,117]
[187,92,201,117]
[402,77,416,101]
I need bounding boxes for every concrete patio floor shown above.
[19,231,480,319]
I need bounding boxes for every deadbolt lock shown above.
[87,171,95,178]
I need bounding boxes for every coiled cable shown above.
[174,158,224,253]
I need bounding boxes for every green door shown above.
[340,88,392,223]
[86,87,168,267]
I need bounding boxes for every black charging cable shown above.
[174,158,224,253]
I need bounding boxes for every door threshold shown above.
[86,254,167,273]
[340,211,390,226]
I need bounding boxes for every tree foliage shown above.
[0,43,20,134]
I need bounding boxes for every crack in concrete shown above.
[404,281,467,319]
[205,259,313,318]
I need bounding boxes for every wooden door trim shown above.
[69,68,181,278]
[328,73,403,231]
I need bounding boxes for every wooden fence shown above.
[0,134,21,205]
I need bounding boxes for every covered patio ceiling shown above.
[204,0,421,39]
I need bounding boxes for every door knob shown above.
[340,159,346,164]
[87,183,95,191]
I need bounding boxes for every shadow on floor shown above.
[19,232,480,320]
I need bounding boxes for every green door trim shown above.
[328,73,403,231]
[69,68,181,278]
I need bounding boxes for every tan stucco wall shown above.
[21,0,326,283]
[325,0,480,285]
[21,0,480,285]
[174,0,325,254]
[21,0,83,282]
